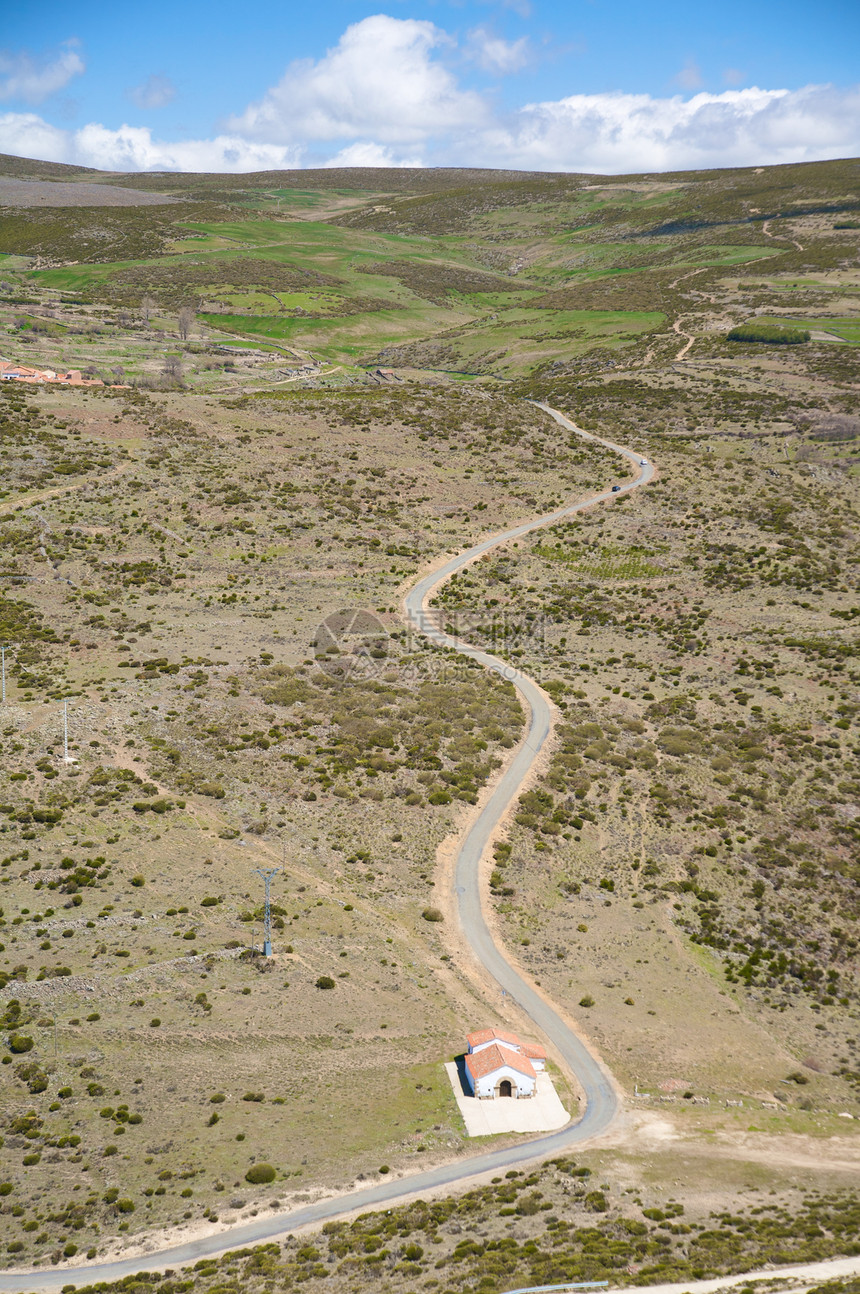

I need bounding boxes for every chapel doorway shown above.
[499,1079,512,1098]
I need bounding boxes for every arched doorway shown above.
[499,1079,512,1098]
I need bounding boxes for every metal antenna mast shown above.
[253,867,280,957]
[1,645,5,704]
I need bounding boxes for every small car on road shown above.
[611,484,621,492]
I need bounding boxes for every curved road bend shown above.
[0,403,651,1293]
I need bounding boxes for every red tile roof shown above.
[465,1043,536,1083]
[467,1027,523,1050]
[522,1043,546,1060]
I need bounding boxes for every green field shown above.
[750,315,860,343]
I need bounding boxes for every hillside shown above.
[0,153,857,1286]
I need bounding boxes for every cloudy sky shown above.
[0,0,858,174]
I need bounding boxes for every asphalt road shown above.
[0,402,650,1293]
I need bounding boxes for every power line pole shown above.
[1,645,5,704]
[253,867,279,957]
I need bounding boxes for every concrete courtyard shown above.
[444,1061,571,1137]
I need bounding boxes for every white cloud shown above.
[227,14,488,146]
[321,140,424,168]
[128,73,176,111]
[0,42,84,105]
[465,27,531,74]
[466,84,860,174]
[0,113,302,172]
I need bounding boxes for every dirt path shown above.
[668,266,708,291]
[672,316,696,360]
[762,218,804,252]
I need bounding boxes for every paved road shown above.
[0,402,650,1293]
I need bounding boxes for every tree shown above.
[140,296,156,325]
[162,353,182,382]
[177,305,195,340]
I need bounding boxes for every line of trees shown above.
[728,322,810,345]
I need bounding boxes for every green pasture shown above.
[751,315,860,344]
[200,304,463,360]
[678,244,782,266]
[28,262,140,292]
[457,306,663,346]
[197,301,661,370]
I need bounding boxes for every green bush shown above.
[245,1162,277,1184]
[422,907,444,922]
[315,975,335,990]
[579,994,595,1008]
[8,1034,33,1053]
[727,322,809,345]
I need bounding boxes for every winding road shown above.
[0,402,650,1291]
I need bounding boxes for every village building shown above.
[0,360,106,387]
[463,1027,547,1099]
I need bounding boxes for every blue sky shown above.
[0,0,858,172]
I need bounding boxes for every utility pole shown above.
[1,645,5,704]
[253,867,280,957]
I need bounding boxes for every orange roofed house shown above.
[0,361,104,387]
[464,1027,547,1099]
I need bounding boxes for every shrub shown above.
[197,782,226,799]
[727,322,809,345]
[9,1035,33,1053]
[149,1017,161,1027]
[245,1163,277,1184]
[130,875,145,887]
[115,1198,135,1213]
[422,907,444,923]
[579,995,594,1008]
[315,976,335,990]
